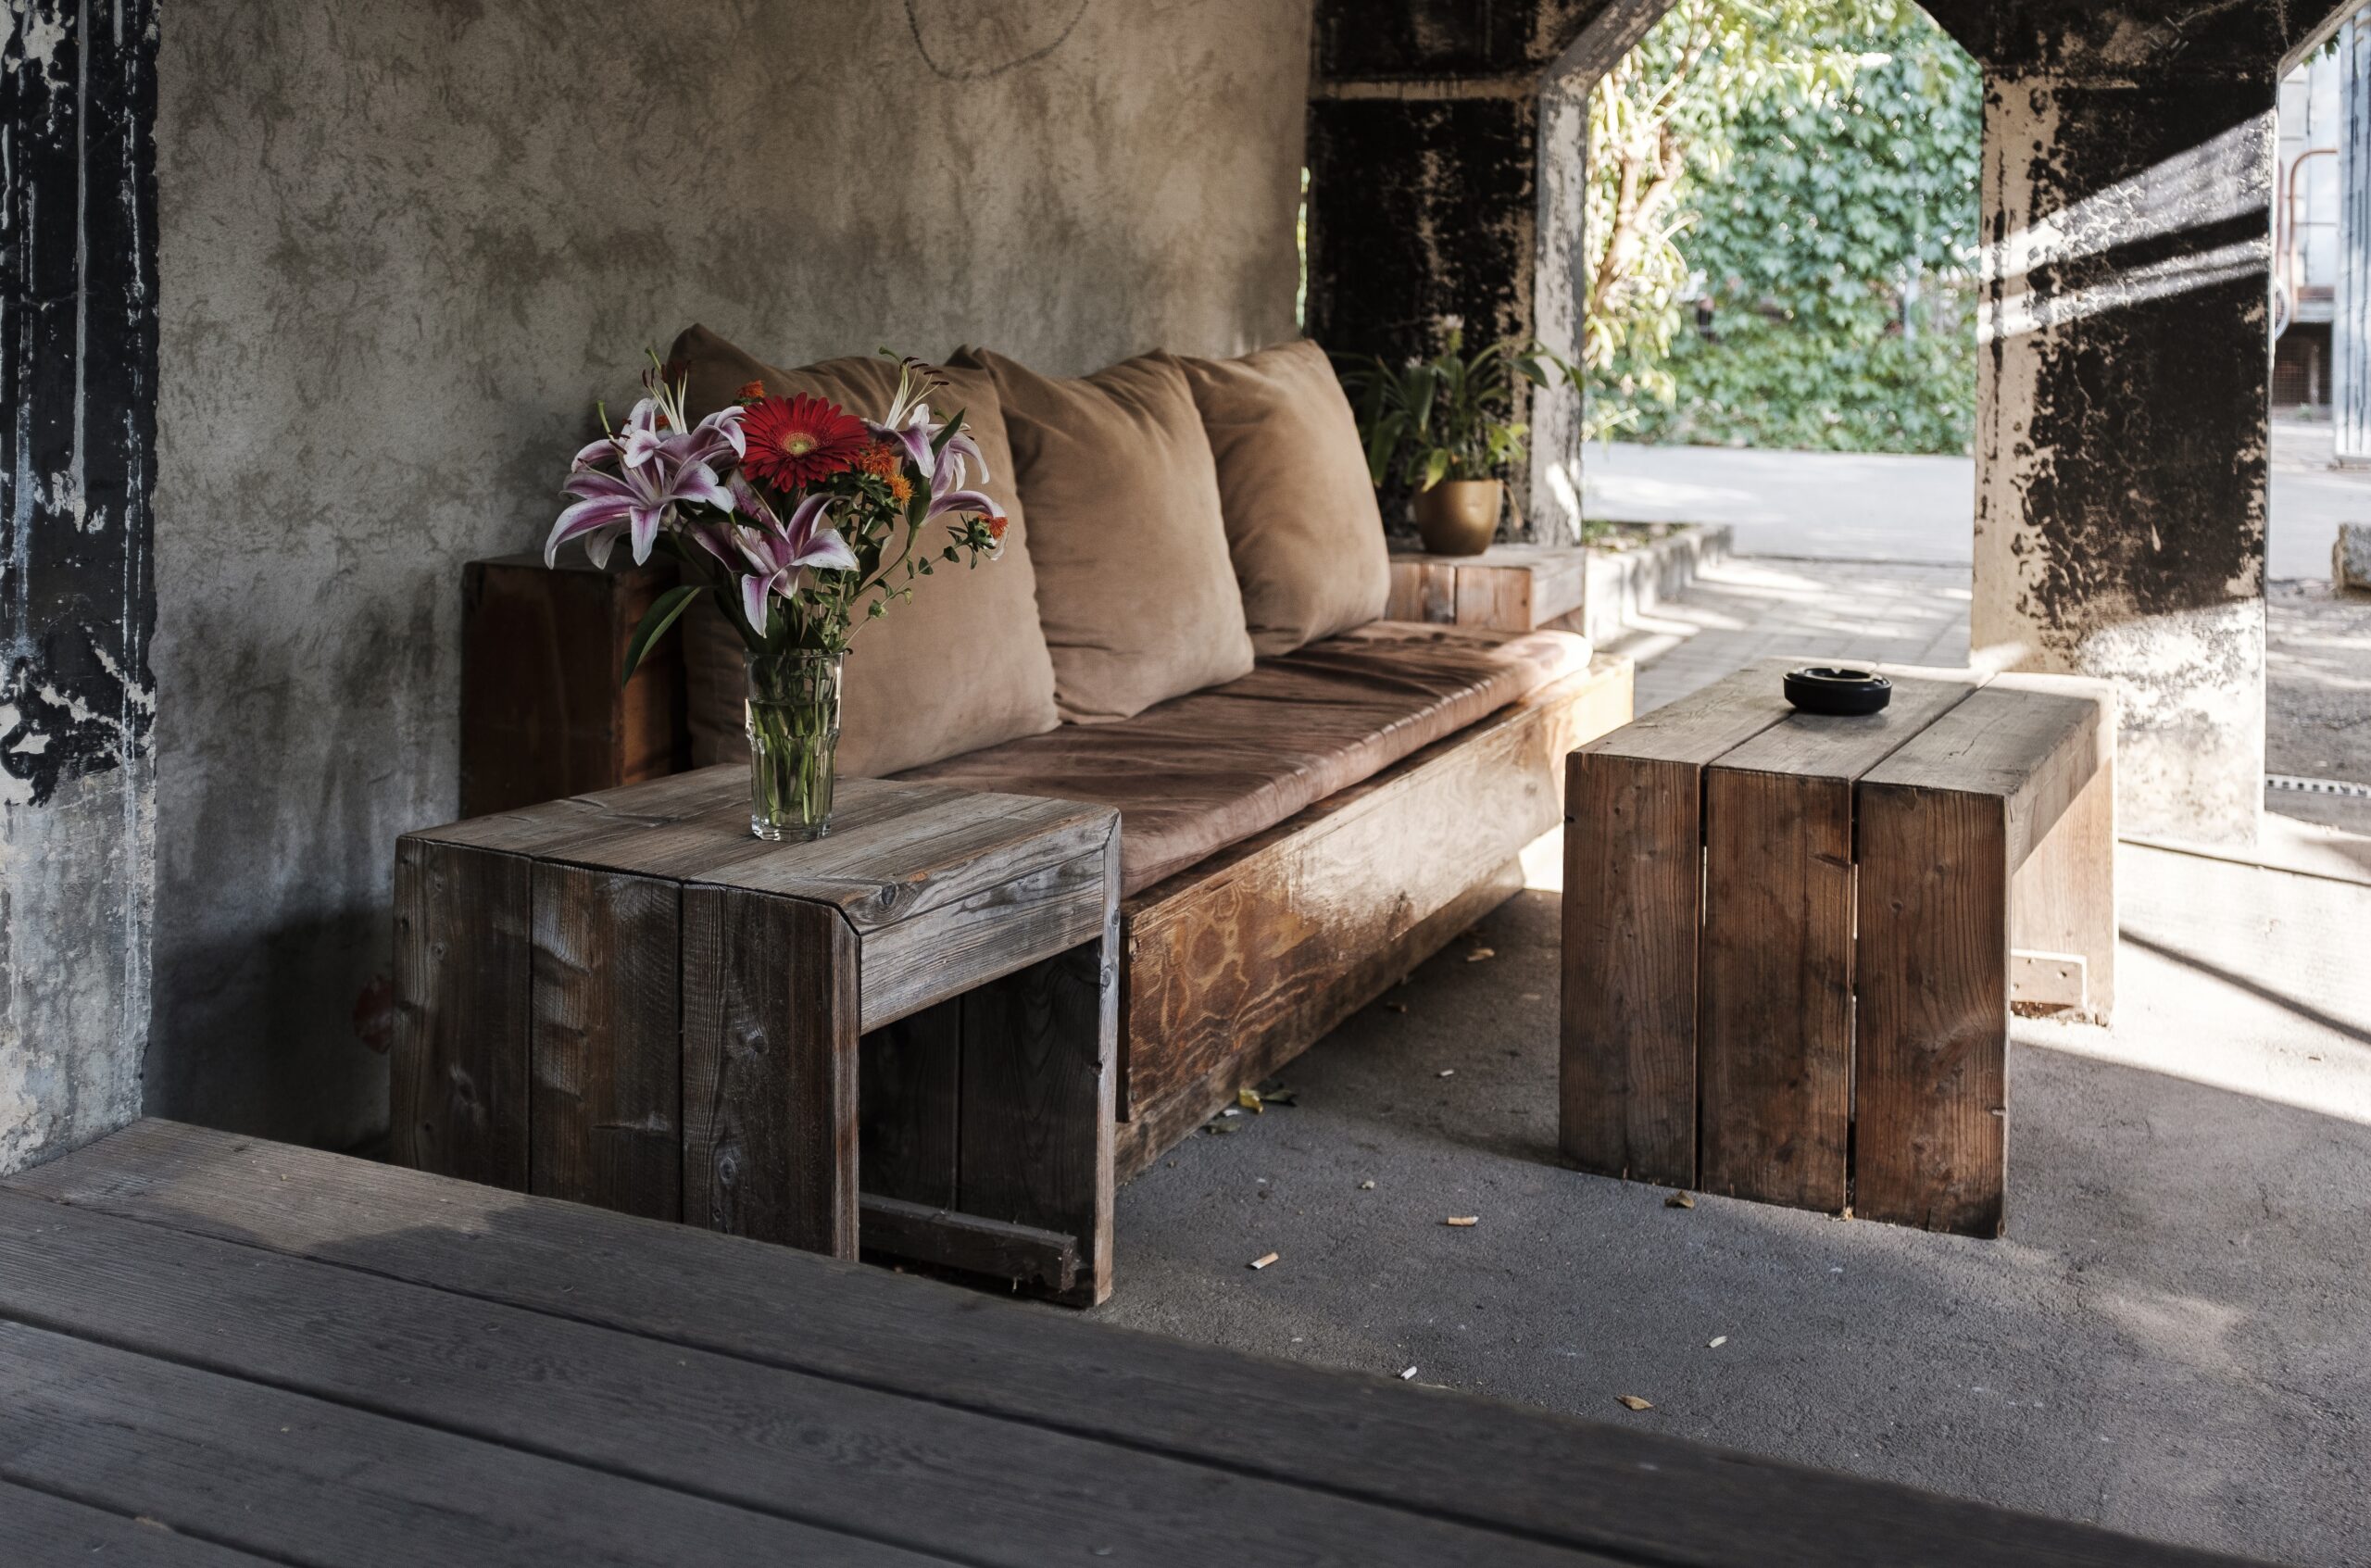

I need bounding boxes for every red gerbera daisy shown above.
[741,394,870,489]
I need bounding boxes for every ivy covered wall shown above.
[1591,2,1982,454]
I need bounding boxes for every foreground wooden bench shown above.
[1562,660,2114,1236]
[1,1120,2259,1567]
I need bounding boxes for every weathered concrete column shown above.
[2336,14,2371,464]
[1,2,161,1172]
[1306,1,1668,546]
[1972,69,2277,843]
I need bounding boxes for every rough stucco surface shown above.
[149,0,1311,1148]
[1973,72,2275,844]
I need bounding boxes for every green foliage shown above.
[1338,326,1580,488]
[1588,1,1981,455]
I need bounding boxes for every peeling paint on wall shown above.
[1973,67,2274,843]
[1,0,161,1173]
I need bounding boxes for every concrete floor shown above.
[1086,558,2371,1565]
[1092,894,2371,1566]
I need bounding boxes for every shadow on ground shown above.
[1093,888,2371,1567]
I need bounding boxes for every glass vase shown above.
[745,649,842,842]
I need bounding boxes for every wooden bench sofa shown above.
[458,552,1633,1184]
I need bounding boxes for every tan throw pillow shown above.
[1171,340,1390,658]
[956,347,1254,723]
[666,324,1059,777]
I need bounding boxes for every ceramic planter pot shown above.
[1412,478,1502,557]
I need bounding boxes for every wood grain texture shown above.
[1560,752,1702,1185]
[1121,655,1633,1149]
[1697,673,1978,1211]
[1853,787,2012,1236]
[0,1321,930,1568]
[0,1480,273,1567]
[0,1194,1608,1568]
[1118,859,1525,1177]
[859,995,964,1209]
[391,837,531,1189]
[11,1122,2257,1568]
[1385,560,1460,623]
[682,887,859,1257]
[458,554,685,819]
[960,942,1115,1305]
[1457,565,1535,631]
[859,1195,1079,1296]
[530,863,682,1220]
[1697,766,1857,1210]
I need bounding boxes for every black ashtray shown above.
[1784,666,1892,716]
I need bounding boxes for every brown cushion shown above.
[667,325,1058,777]
[1170,340,1389,657]
[896,622,1593,897]
[955,347,1254,723]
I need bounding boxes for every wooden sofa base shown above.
[1115,653,1636,1179]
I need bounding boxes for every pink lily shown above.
[728,483,859,634]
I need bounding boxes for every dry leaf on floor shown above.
[1359,1180,1376,1190]
[1445,1216,1479,1227]
[1616,1395,1653,1412]
[1202,1122,1238,1135]
[1708,1336,1727,1349]
[1466,947,1496,962]
[1237,1087,1265,1114]
[1399,1365,1419,1380]
[1665,1192,1695,1210]
[1248,1251,1279,1270]
[1384,1001,1409,1015]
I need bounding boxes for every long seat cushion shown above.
[893,621,1594,897]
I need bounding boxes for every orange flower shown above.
[985,513,1009,543]
[737,380,768,402]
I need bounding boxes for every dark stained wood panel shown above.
[6,1122,2254,1568]
[0,1480,271,1567]
[458,554,686,819]
[859,996,965,1209]
[0,1320,930,1568]
[391,838,531,1190]
[1853,787,2012,1236]
[960,943,1115,1305]
[681,887,859,1256]
[0,1194,1615,1568]
[530,863,682,1220]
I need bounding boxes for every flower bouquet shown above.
[546,354,1008,841]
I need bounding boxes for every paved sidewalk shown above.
[1584,420,2364,580]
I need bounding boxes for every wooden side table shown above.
[1560,659,2114,1236]
[1386,544,1589,634]
[392,769,1122,1304]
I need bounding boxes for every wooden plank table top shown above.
[1,1120,2258,1568]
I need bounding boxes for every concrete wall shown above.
[148,0,1311,1147]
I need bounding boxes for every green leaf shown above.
[620,584,703,688]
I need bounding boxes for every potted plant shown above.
[1339,321,1579,557]
[546,354,1007,842]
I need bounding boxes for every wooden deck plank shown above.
[0,1190,1623,1568]
[0,1479,274,1566]
[9,1122,2252,1568]
[0,1321,944,1568]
